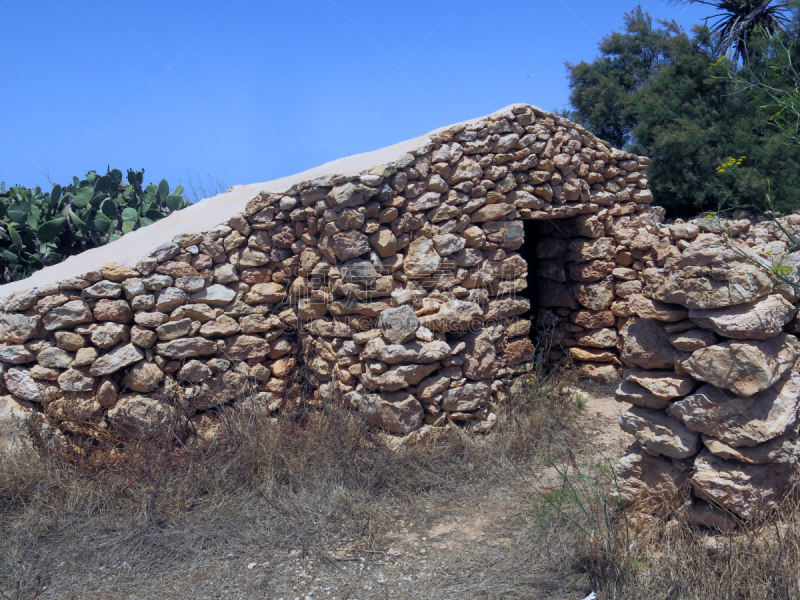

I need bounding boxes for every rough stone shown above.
[670,375,800,447]
[191,285,236,306]
[619,406,701,459]
[688,294,795,340]
[620,318,679,369]
[691,449,795,518]
[360,391,423,434]
[43,300,93,331]
[107,394,176,438]
[681,334,798,396]
[615,443,689,515]
[89,344,145,376]
[378,305,419,344]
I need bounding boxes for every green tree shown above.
[566,6,800,217]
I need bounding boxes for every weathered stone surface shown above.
[359,391,423,434]
[620,318,679,369]
[670,375,800,447]
[691,449,795,518]
[688,294,795,340]
[624,368,696,399]
[199,315,240,337]
[418,300,483,332]
[462,325,504,380]
[57,368,95,392]
[89,344,145,376]
[653,237,772,309]
[191,285,236,306]
[681,334,798,396]
[222,335,271,361]
[404,237,441,278]
[333,231,371,261]
[362,363,439,392]
[575,279,614,310]
[377,305,419,344]
[243,283,285,304]
[569,347,618,363]
[703,431,800,464]
[122,361,165,393]
[615,443,689,514]
[155,338,216,359]
[37,347,74,369]
[619,406,701,459]
[441,382,490,412]
[43,300,93,331]
[83,281,123,299]
[155,287,187,312]
[669,329,718,351]
[93,299,133,323]
[4,367,61,402]
[179,360,213,383]
[629,294,688,322]
[100,262,139,281]
[615,380,671,410]
[107,394,176,438]
[0,345,35,364]
[156,318,193,341]
[0,313,41,343]
[574,328,618,348]
[90,322,129,349]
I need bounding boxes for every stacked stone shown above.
[0,103,652,445]
[614,221,800,522]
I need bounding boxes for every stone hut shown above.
[1,103,797,521]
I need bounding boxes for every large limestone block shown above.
[0,313,41,343]
[620,318,679,369]
[191,284,236,307]
[403,237,441,278]
[4,367,61,403]
[615,443,690,515]
[618,406,701,459]
[702,431,800,464]
[688,294,795,340]
[624,368,696,399]
[108,394,176,438]
[362,362,440,392]
[670,375,800,447]
[377,305,419,344]
[574,328,618,348]
[629,295,688,322]
[333,230,371,261]
[89,344,145,376]
[122,361,165,393]
[691,449,795,518]
[614,380,670,410]
[441,382,491,411]
[155,338,217,359]
[462,325,504,380]
[42,300,94,331]
[359,391,423,434]
[653,236,772,309]
[681,334,798,396]
[418,300,483,332]
[575,279,614,311]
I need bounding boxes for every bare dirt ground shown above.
[1,386,633,600]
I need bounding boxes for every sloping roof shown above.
[0,103,574,298]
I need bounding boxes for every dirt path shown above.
[223,391,635,600]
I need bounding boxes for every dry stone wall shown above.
[1,102,797,521]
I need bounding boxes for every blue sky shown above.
[1,0,710,199]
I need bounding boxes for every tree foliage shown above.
[669,0,791,60]
[566,6,800,217]
[0,169,189,283]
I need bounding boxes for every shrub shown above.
[0,168,189,283]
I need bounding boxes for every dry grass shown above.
[2,368,800,599]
